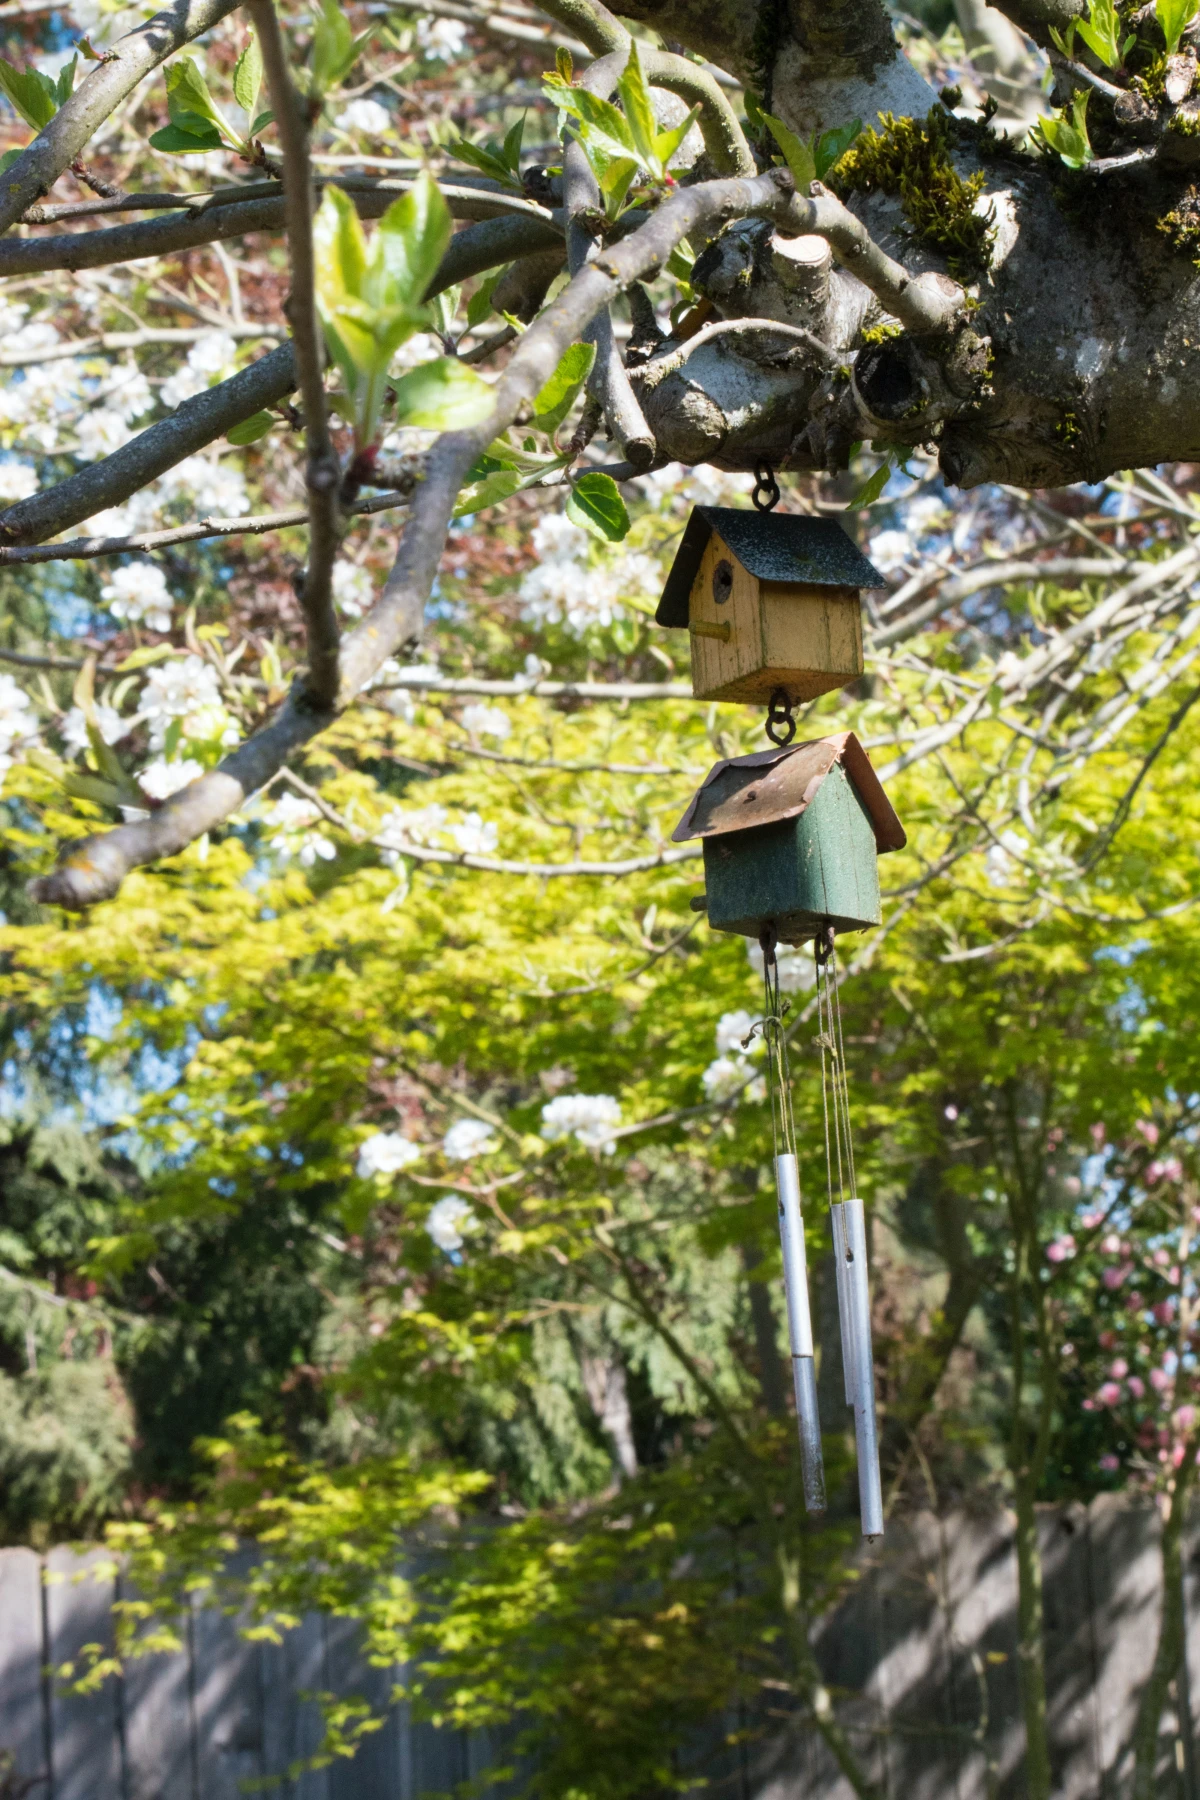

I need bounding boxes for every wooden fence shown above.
[0,1495,1197,1799]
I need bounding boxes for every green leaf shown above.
[653,104,701,170]
[0,58,60,130]
[0,147,23,176]
[1048,19,1078,52]
[233,32,263,119]
[814,118,862,177]
[762,111,816,191]
[596,151,639,219]
[467,268,505,329]
[375,171,453,312]
[62,772,122,810]
[311,0,372,95]
[249,109,274,136]
[150,118,224,153]
[565,471,629,542]
[502,112,525,174]
[452,467,523,517]
[450,138,519,187]
[1037,89,1092,168]
[429,284,461,338]
[532,341,596,435]
[227,410,275,445]
[554,44,573,81]
[665,240,694,284]
[1076,0,1124,65]
[845,461,891,509]
[114,645,177,672]
[1157,0,1199,54]
[616,40,658,167]
[391,357,494,429]
[165,57,233,141]
[53,56,77,109]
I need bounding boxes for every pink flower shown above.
[1098,1453,1119,1472]
[1047,1235,1076,1263]
[1153,1247,1171,1267]
[1102,1265,1127,1289]
[1102,1233,1123,1255]
[1136,1120,1159,1147]
[1174,1443,1186,1468]
[1109,1358,1129,1379]
[1151,1368,1172,1393]
[1090,1122,1106,1147]
[1154,1301,1175,1324]
[1175,1404,1196,1432]
[1064,1176,1082,1196]
[1097,1382,1123,1406]
[1168,1266,1181,1287]
[1128,1376,1145,1399]
[1082,1398,1097,1411]
[1081,1210,1103,1228]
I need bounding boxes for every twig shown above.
[632,316,843,390]
[248,0,340,707]
[0,485,413,570]
[0,324,285,368]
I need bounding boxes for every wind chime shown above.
[657,471,905,1539]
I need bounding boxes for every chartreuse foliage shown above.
[8,552,1200,1785]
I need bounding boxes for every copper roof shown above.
[656,508,885,628]
[670,731,906,851]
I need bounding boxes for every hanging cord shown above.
[758,923,797,1159]
[814,926,857,1204]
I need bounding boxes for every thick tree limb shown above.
[0,183,558,278]
[29,168,793,911]
[0,0,245,233]
[248,0,340,708]
[0,344,300,547]
[780,183,968,335]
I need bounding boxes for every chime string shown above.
[761,938,797,1161]
[815,940,857,1206]
[827,941,858,1200]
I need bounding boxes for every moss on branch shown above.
[832,108,995,277]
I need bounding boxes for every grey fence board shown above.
[0,1544,47,1790]
[44,1547,123,1800]
[5,1499,1200,1800]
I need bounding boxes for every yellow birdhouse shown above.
[655,508,883,705]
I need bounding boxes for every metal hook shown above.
[814,924,835,966]
[752,462,781,512]
[765,687,796,747]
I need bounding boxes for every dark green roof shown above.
[655,507,884,628]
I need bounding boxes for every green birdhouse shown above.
[672,732,906,942]
[655,508,883,705]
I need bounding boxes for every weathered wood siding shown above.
[0,1497,1194,1799]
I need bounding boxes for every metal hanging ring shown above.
[759,922,778,968]
[752,462,781,512]
[765,686,796,747]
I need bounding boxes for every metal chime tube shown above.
[841,1197,883,1540]
[774,1151,826,1513]
[830,1202,855,1406]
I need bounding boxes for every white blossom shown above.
[332,560,374,617]
[415,14,467,57]
[0,460,37,503]
[101,562,173,632]
[137,756,204,801]
[519,508,660,634]
[0,673,40,777]
[540,1093,622,1153]
[702,1056,765,1104]
[460,703,511,742]
[426,1193,477,1253]
[337,97,393,136]
[745,939,815,992]
[443,1118,497,1161]
[985,828,1028,888]
[451,811,498,855]
[100,360,154,423]
[377,804,449,861]
[866,528,912,575]
[161,332,237,409]
[162,456,250,517]
[75,407,134,461]
[357,1130,422,1177]
[715,1009,761,1056]
[264,792,337,867]
[59,703,129,754]
[138,656,235,750]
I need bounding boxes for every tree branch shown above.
[784,182,968,334]
[0,324,284,368]
[29,168,793,911]
[632,316,842,391]
[0,0,245,233]
[0,182,558,278]
[248,0,340,708]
